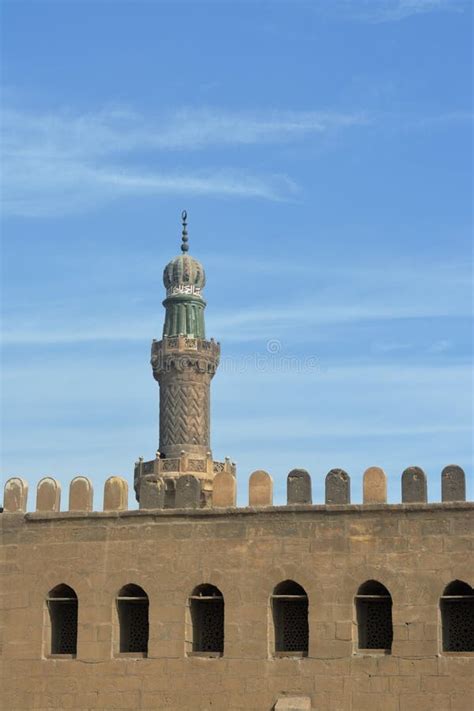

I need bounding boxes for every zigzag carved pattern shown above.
[160,382,209,446]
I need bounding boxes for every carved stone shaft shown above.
[151,337,220,459]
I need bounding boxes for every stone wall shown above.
[1,483,473,711]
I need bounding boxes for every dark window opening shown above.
[356,580,393,652]
[189,584,224,655]
[441,580,474,652]
[272,580,308,656]
[47,584,78,655]
[117,584,149,654]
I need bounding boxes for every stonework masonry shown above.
[1,471,473,711]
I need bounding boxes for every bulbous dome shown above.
[163,253,206,291]
[163,211,206,293]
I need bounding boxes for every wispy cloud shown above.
[1,106,369,217]
[2,152,299,218]
[322,0,468,23]
[2,104,471,218]
[5,161,299,218]
[428,339,454,353]
[3,107,369,154]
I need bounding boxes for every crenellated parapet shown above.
[2,464,469,514]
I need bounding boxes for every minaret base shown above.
[134,452,236,507]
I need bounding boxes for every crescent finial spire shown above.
[181,210,189,253]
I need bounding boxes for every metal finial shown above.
[181,210,189,253]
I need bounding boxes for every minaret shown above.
[134,212,235,506]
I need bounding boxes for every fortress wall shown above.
[1,502,473,711]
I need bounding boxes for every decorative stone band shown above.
[166,284,202,298]
[151,336,220,377]
[2,464,469,513]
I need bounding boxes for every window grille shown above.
[117,585,149,654]
[272,581,308,656]
[356,581,393,652]
[47,584,78,655]
[441,581,474,652]
[189,585,224,655]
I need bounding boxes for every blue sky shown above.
[1,0,472,509]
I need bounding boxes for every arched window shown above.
[116,584,149,655]
[271,580,308,656]
[440,580,474,652]
[188,584,224,655]
[47,584,78,655]
[356,580,393,653]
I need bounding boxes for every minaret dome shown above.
[162,211,207,339]
[163,210,206,291]
[163,253,206,292]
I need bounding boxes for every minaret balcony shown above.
[151,336,220,380]
[133,452,236,504]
